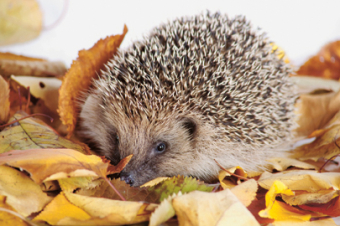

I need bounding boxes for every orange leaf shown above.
[296,40,340,80]
[0,75,10,124]
[58,26,128,137]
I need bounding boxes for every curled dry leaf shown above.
[58,26,128,137]
[258,181,313,222]
[0,75,10,124]
[0,0,42,46]
[296,40,340,80]
[218,166,248,189]
[295,90,340,137]
[292,109,340,161]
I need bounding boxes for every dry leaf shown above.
[292,109,340,161]
[0,196,29,226]
[295,90,340,137]
[282,190,339,206]
[58,26,128,137]
[0,75,10,124]
[273,218,336,226]
[0,111,90,154]
[59,192,157,225]
[0,165,52,217]
[34,192,91,225]
[172,189,259,226]
[258,181,312,221]
[259,170,340,192]
[291,76,340,94]
[230,179,258,207]
[0,149,110,183]
[267,157,316,171]
[296,40,340,80]
[218,166,248,189]
[299,196,340,217]
[10,75,62,113]
[0,0,42,46]
[149,192,179,226]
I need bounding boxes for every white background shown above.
[0,0,340,68]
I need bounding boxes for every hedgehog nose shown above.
[120,173,134,185]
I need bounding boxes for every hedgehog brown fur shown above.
[79,12,296,186]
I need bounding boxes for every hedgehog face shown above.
[79,93,201,186]
[115,116,199,187]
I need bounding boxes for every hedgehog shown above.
[78,12,296,187]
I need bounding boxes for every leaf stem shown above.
[104,177,126,201]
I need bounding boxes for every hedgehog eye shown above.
[155,142,166,153]
[116,135,119,144]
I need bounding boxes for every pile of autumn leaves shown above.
[1,27,340,225]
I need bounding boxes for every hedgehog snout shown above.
[120,171,135,186]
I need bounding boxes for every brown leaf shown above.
[58,26,128,137]
[291,110,340,161]
[299,196,340,217]
[0,0,42,46]
[295,90,340,137]
[296,40,340,80]
[0,75,10,124]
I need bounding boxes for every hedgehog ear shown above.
[181,118,197,140]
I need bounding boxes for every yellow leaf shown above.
[59,192,157,225]
[34,192,91,225]
[0,75,10,124]
[141,177,171,187]
[218,166,247,189]
[0,0,42,46]
[0,165,52,217]
[259,181,311,221]
[0,196,30,226]
[172,189,259,226]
